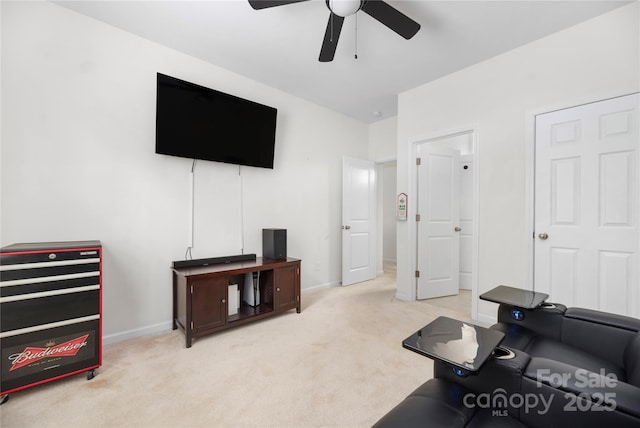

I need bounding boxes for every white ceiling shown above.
[56,0,629,123]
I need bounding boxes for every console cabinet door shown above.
[274,265,299,311]
[191,276,227,332]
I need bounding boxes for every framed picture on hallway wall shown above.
[397,193,407,221]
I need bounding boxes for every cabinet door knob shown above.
[222,299,226,303]
[276,288,280,292]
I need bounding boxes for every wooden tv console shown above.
[172,257,301,348]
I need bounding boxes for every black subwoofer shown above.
[262,228,286,260]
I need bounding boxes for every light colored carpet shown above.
[0,269,471,428]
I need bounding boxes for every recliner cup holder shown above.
[493,346,515,360]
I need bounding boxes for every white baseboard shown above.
[302,281,340,293]
[476,313,497,327]
[103,320,173,345]
[395,291,413,301]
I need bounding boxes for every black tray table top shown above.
[479,285,548,309]
[402,316,504,374]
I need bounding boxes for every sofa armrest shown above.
[496,303,566,341]
[434,347,532,420]
[373,378,527,428]
[524,357,640,419]
[372,378,475,428]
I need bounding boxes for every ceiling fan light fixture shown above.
[250,0,421,62]
[328,0,362,17]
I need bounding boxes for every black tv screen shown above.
[155,73,277,169]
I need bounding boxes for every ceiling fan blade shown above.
[248,0,309,10]
[360,0,420,39]
[319,13,345,62]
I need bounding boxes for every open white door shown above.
[342,157,376,286]
[416,144,460,299]
[534,93,639,317]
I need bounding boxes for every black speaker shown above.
[172,254,256,269]
[263,228,287,260]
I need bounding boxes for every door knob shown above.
[454,227,462,232]
[538,233,549,240]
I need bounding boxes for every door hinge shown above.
[415,270,420,278]
[416,157,421,166]
[191,321,194,330]
[190,285,193,294]
[416,214,421,222]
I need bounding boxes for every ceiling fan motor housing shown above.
[326,0,363,17]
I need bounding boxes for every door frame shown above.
[524,91,640,292]
[375,157,398,277]
[408,124,479,321]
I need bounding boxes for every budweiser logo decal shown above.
[8,334,89,372]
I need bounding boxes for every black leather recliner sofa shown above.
[490,302,640,427]
[373,294,640,427]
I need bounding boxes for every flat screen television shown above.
[155,73,277,169]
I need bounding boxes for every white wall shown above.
[1,1,368,342]
[368,116,397,161]
[396,3,640,322]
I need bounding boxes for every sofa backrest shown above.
[624,332,640,387]
[561,308,640,369]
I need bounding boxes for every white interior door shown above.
[342,157,376,286]
[534,93,639,317]
[417,144,460,299]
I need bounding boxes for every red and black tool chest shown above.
[0,241,102,396]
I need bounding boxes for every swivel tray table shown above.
[403,316,505,375]
[479,285,549,309]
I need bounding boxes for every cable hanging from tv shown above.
[185,158,197,260]
[239,165,245,256]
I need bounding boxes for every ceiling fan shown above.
[248,0,421,62]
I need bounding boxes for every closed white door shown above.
[342,157,376,286]
[417,145,460,299]
[534,93,639,317]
